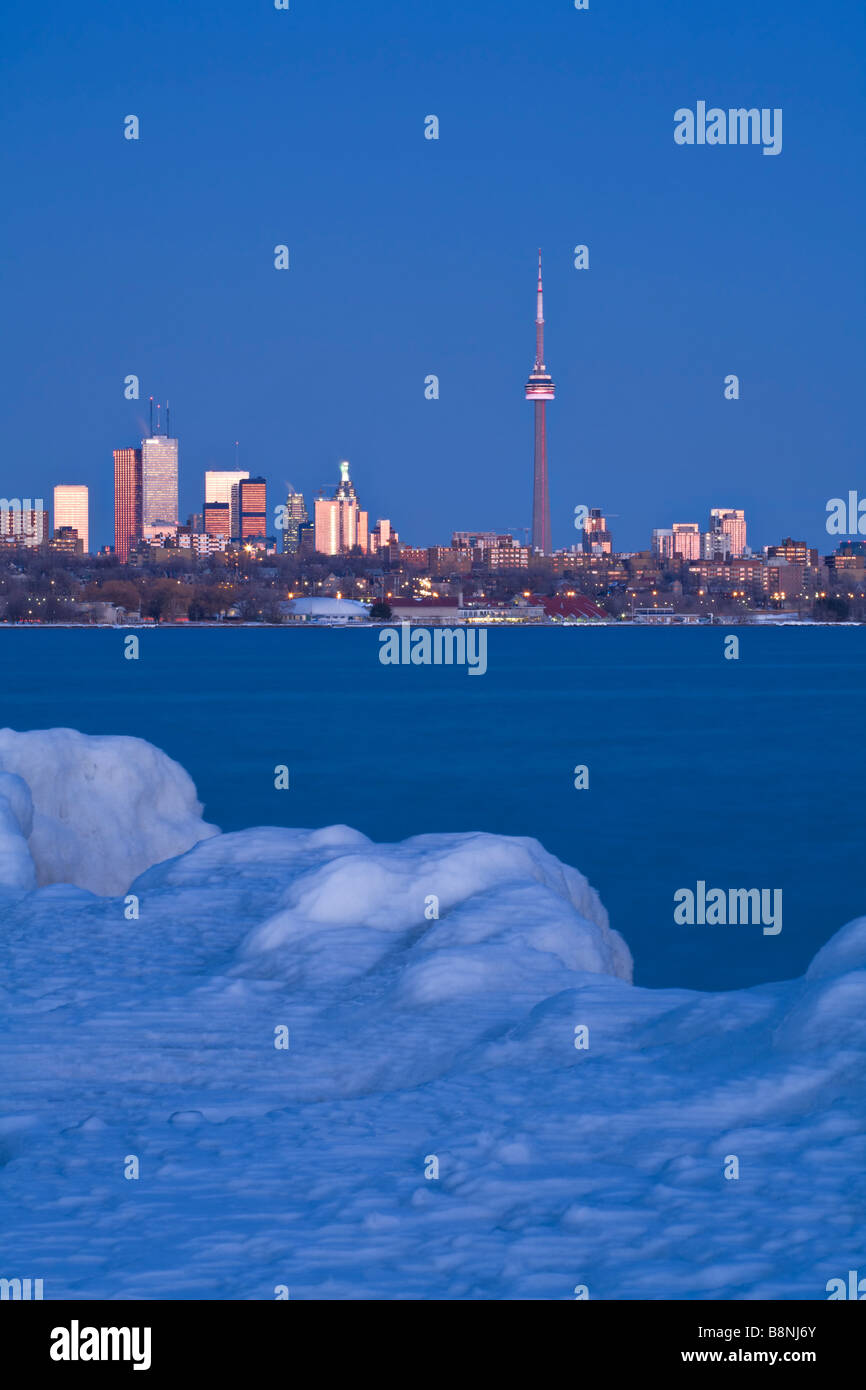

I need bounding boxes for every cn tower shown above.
[525,250,555,553]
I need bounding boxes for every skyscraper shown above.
[583,508,612,555]
[205,470,249,539]
[234,476,268,543]
[710,508,747,557]
[142,434,178,528]
[314,460,369,555]
[114,448,142,561]
[282,486,308,553]
[0,505,49,548]
[53,485,89,553]
[672,522,701,560]
[652,528,676,559]
[525,251,555,553]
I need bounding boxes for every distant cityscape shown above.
[1,257,864,625]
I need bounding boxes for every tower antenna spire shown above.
[149,397,153,435]
[525,249,555,554]
[536,248,545,366]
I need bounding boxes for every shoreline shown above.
[0,620,862,631]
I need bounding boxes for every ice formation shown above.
[0,727,219,895]
[0,728,863,1300]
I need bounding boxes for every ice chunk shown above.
[0,727,219,895]
[0,771,36,890]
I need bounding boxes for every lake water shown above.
[1,624,862,990]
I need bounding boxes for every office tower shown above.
[234,476,268,543]
[205,470,249,504]
[672,522,701,560]
[709,508,746,557]
[525,251,555,553]
[282,487,308,553]
[313,460,369,555]
[297,521,315,556]
[114,447,142,561]
[0,504,49,548]
[314,496,340,556]
[701,529,732,560]
[583,509,612,555]
[203,501,231,539]
[368,519,394,554]
[53,485,89,554]
[142,434,178,528]
[652,528,675,559]
[205,469,249,538]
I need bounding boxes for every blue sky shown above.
[1,0,863,551]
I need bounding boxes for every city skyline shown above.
[4,254,854,563]
[6,226,862,560]
[2,1,862,557]
[5,432,858,567]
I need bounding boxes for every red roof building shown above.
[534,593,608,621]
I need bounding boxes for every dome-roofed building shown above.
[281,596,369,624]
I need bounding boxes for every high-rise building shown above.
[205,470,249,539]
[142,434,178,528]
[672,522,701,560]
[525,251,555,553]
[710,508,746,557]
[583,509,612,555]
[313,461,369,555]
[368,519,395,554]
[0,504,49,548]
[652,528,675,559]
[297,521,315,556]
[114,448,142,561]
[203,501,231,540]
[282,487,308,553]
[53,485,89,553]
[205,470,249,505]
[701,529,732,560]
[234,476,268,543]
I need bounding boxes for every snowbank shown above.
[0,770,35,891]
[0,727,219,894]
[0,730,862,1300]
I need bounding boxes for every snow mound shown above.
[0,771,36,891]
[806,914,866,980]
[238,829,630,989]
[0,731,863,1300]
[0,727,219,894]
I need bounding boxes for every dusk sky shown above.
[2,0,863,552]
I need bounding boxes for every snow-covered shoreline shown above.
[0,729,863,1300]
